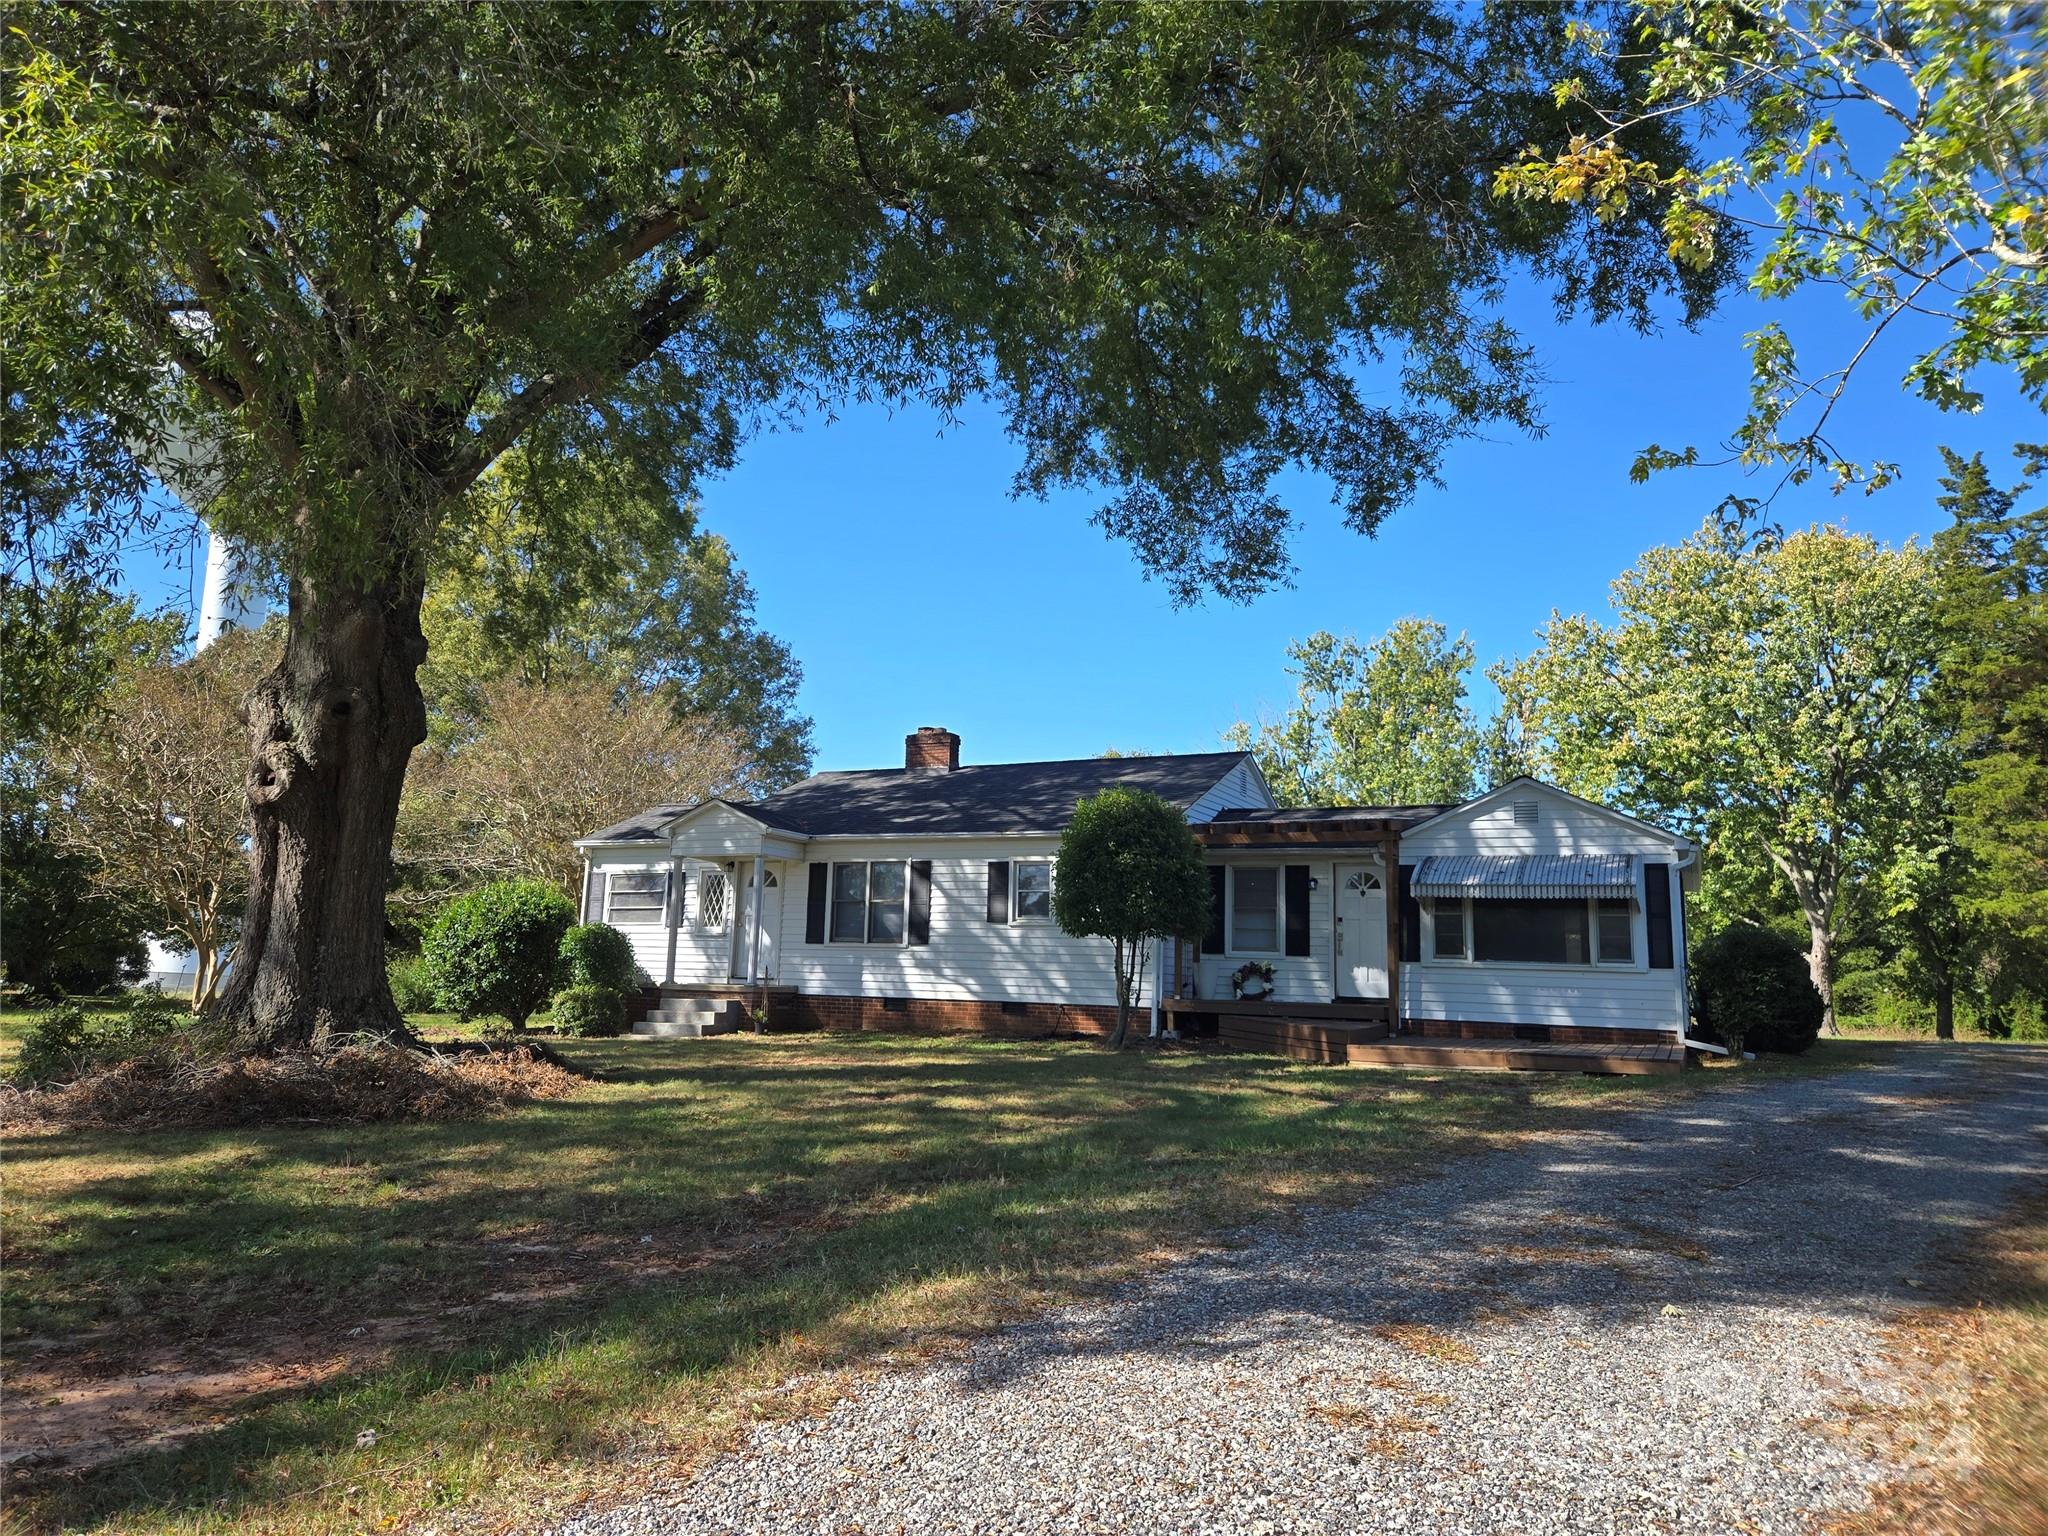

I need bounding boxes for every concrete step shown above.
[632,998,744,1038]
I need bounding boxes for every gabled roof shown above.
[1207,803,1452,832]
[1409,776,1692,847]
[579,750,1254,843]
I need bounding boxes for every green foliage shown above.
[13,1003,95,1085]
[386,954,439,1016]
[419,451,812,791]
[10,990,185,1085]
[558,924,642,994]
[1690,925,1825,1057]
[1228,620,1482,806]
[8,4,1729,610]
[1495,520,1943,1023]
[1054,787,1212,1048]
[422,881,576,1032]
[550,985,628,1039]
[1500,2,2048,493]
[1,813,147,997]
[1932,446,2048,956]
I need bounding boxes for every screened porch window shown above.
[1471,899,1588,964]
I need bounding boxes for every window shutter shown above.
[582,867,604,924]
[805,862,829,945]
[908,860,933,945]
[1398,865,1420,963]
[1644,862,1674,969]
[1201,865,1226,955]
[662,869,677,926]
[986,860,1010,924]
[1284,865,1311,957]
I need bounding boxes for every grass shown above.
[1826,1187,2048,1536]
[3,1024,1882,1534]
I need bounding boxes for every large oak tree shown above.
[6,3,1729,1048]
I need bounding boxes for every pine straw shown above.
[0,1040,582,1131]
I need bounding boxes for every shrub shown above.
[421,880,576,1032]
[551,984,628,1038]
[1691,924,1825,1056]
[387,952,438,1014]
[558,923,641,993]
[14,1004,97,1085]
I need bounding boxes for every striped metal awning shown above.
[1410,854,1637,900]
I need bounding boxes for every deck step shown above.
[1347,1038,1684,1075]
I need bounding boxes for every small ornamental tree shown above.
[1054,788,1213,1050]
[422,880,575,1034]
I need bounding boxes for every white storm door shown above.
[1335,863,1388,999]
[737,867,782,980]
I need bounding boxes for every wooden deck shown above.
[1348,1034,1684,1076]
[1161,999,1684,1075]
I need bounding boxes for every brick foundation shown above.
[777,992,1126,1039]
[1405,1017,1676,1047]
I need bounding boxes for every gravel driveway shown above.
[562,1048,2048,1536]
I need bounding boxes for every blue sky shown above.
[127,275,2037,775]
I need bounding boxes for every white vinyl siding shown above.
[1399,784,1688,1035]
[777,837,1152,1009]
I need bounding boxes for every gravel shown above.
[558,1047,2048,1536]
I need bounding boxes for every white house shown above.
[575,727,1699,1066]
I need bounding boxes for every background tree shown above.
[1228,620,1482,806]
[55,627,280,1011]
[1,573,181,994]
[1498,1,2047,497]
[1498,522,1941,1028]
[1931,446,2048,960]
[8,2,1732,1048]
[396,675,746,904]
[1054,788,1212,1050]
[419,449,811,791]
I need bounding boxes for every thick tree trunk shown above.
[1934,978,1955,1041]
[212,567,428,1051]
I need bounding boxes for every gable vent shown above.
[1511,799,1540,826]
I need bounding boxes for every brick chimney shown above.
[905,725,961,772]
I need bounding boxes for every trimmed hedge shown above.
[558,923,641,993]
[422,880,576,1031]
[551,985,628,1038]
[1691,924,1825,1055]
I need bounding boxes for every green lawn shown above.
[4,1025,1884,1534]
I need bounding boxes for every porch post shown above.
[664,854,684,986]
[746,854,766,985]
[1382,832,1402,1032]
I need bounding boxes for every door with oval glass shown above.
[1334,862,1387,999]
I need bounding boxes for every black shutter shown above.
[663,869,678,926]
[582,867,605,924]
[1284,865,1311,957]
[1201,865,1226,955]
[908,860,933,945]
[805,862,829,944]
[987,860,1010,923]
[1398,864,1420,963]
[1644,861,1674,969]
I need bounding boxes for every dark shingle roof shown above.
[1207,803,1451,831]
[581,751,1253,842]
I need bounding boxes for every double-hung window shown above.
[830,861,909,944]
[1013,859,1053,921]
[1594,898,1634,965]
[1230,867,1280,954]
[605,871,668,926]
[1432,899,1467,960]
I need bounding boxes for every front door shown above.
[734,867,781,980]
[1334,863,1388,999]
